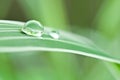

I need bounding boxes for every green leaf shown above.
[0,20,120,64]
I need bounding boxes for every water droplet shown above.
[21,20,44,37]
[49,31,59,39]
[41,32,53,39]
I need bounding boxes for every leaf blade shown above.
[0,20,120,64]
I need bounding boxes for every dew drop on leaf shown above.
[41,32,53,39]
[21,20,44,37]
[49,30,60,39]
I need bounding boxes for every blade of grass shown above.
[6,0,77,79]
[0,20,120,64]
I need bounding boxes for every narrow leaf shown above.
[0,20,120,64]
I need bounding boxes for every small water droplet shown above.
[21,20,44,37]
[49,31,60,39]
[41,32,53,39]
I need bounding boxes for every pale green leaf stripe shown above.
[0,30,19,32]
[0,20,120,64]
[0,20,24,26]
[0,28,19,29]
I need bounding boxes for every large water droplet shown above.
[49,31,60,39]
[21,20,44,37]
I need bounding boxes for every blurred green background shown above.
[0,0,120,80]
